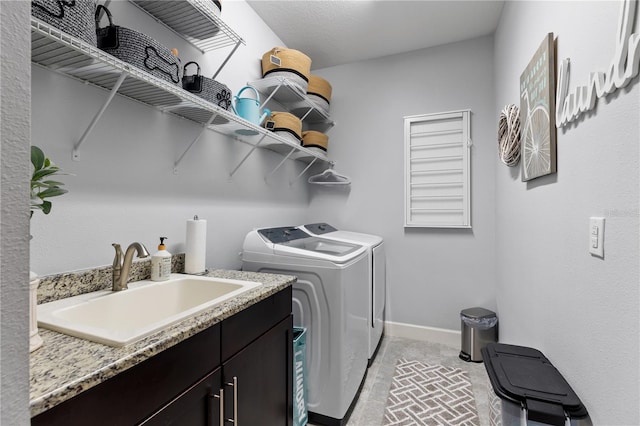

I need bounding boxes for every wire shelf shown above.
[31,18,331,171]
[250,77,335,131]
[129,0,244,53]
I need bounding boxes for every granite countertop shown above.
[29,266,295,418]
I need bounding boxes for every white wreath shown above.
[498,104,521,167]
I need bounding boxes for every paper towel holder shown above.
[185,215,207,274]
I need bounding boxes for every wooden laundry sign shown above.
[556,0,640,127]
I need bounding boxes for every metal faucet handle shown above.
[130,242,150,258]
[112,243,123,284]
[111,242,149,291]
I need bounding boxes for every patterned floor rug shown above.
[383,359,480,426]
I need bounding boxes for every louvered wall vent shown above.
[404,110,471,228]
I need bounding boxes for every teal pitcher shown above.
[231,85,271,126]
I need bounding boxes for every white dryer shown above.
[242,226,369,425]
[300,223,386,364]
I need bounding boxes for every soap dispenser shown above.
[151,237,172,282]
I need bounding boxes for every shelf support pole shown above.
[173,111,219,173]
[229,133,268,177]
[259,82,282,110]
[212,39,242,80]
[289,157,317,186]
[299,107,313,122]
[72,71,127,161]
[265,147,296,182]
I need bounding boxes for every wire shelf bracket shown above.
[289,157,318,186]
[265,147,296,182]
[72,71,127,161]
[212,39,242,80]
[173,111,219,173]
[228,132,268,178]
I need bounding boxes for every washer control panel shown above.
[258,227,310,244]
[304,223,338,235]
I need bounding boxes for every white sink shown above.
[37,274,261,347]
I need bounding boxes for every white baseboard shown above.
[384,321,460,348]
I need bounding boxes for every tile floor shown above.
[309,335,491,426]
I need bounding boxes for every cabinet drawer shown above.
[141,368,222,426]
[221,286,292,361]
[32,324,221,426]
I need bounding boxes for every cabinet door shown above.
[140,368,222,426]
[222,315,293,426]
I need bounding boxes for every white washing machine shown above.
[242,226,369,425]
[300,223,386,364]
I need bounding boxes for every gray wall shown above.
[17,1,640,424]
[30,1,314,275]
[1,1,31,424]
[309,36,497,331]
[494,1,639,424]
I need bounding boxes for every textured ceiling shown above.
[246,0,505,70]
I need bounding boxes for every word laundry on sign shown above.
[556,0,640,127]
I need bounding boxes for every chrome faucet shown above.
[112,242,150,291]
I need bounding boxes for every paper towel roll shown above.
[185,216,207,274]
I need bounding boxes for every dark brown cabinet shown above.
[32,287,293,426]
[141,368,222,426]
[222,316,293,426]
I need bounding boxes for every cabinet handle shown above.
[211,388,224,426]
[225,376,238,424]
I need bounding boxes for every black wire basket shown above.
[32,0,98,47]
[95,5,182,85]
[182,62,231,110]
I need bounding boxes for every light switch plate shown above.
[589,217,605,258]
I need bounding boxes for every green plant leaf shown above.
[38,188,68,198]
[41,201,52,215]
[31,146,45,170]
[30,146,68,218]
[41,180,65,186]
[32,168,60,182]
[31,182,51,189]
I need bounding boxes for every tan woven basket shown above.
[261,47,312,91]
[307,75,332,103]
[265,111,303,142]
[302,130,329,152]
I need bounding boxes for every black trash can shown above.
[482,343,591,426]
[459,307,498,362]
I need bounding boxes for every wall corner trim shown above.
[384,321,460,348]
